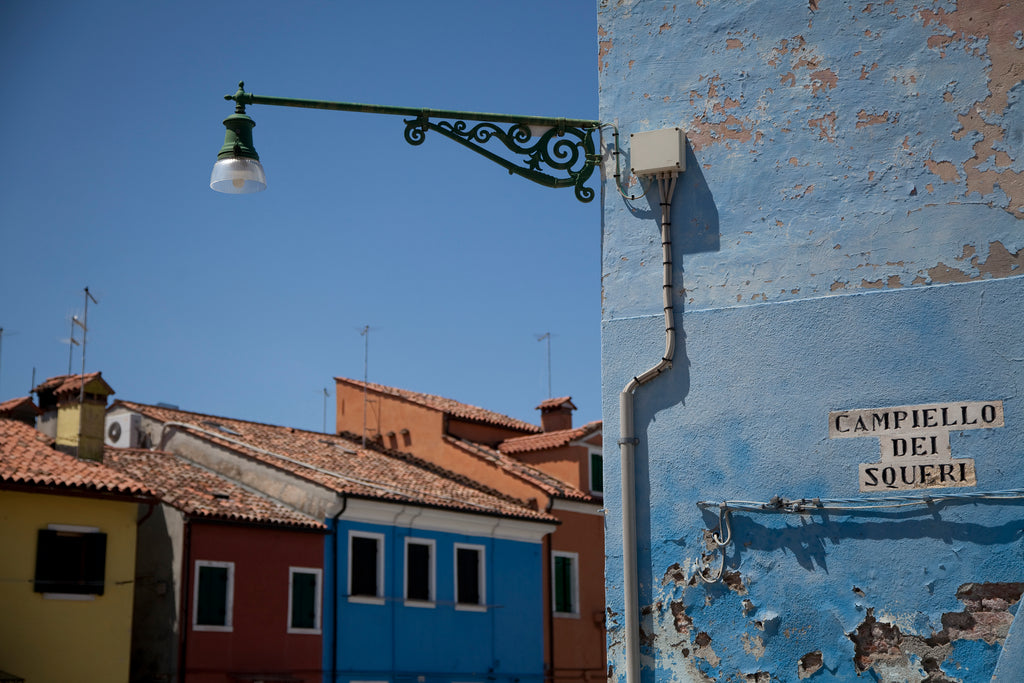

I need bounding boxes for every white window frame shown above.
[287,566,322,634]
[193,560,235,631]
[403,537,436,607]
[348,531,385,605]
[552,551,580,618]
[453,543,486,611]
[588,449,603,494]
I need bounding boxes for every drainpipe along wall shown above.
[619,173,677,683]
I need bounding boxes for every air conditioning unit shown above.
[105,413,141,448]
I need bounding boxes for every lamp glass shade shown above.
[210,157,267,194]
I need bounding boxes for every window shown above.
[454,544,486,610]
[589,451,603,494]
[34,524,106,598]
[193,560,234,631]
[349,531,384,603]
[288,567,322,633]
[552,551,579,617]
[404,538,435,605]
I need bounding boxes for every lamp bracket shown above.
[224,82,602,203]
[403,116,599,203]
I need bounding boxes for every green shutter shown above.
[196,565,229,626]
[291,571,318,629]
[590,452,603,493]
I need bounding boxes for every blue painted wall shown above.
[323,517,544,683]
[599,1,1023,680]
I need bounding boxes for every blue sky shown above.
[0,1,601,432]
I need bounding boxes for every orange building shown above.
[335,378,606,682]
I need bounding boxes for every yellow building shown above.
[0,416,153,683]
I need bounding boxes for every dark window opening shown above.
[196,564,230,626]
[350,536,379,597]
[456,547,482,605]
[291,571,318,629]
[406,542,431,601]
[34,529,107,595]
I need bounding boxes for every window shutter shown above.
[197,565,229,626]
[291,572,317,629]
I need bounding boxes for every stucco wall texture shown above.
[599,1,1023,681]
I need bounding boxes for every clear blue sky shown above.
[0,1,601,432]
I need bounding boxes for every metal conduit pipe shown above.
[619,172,677,683]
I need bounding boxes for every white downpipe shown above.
[620,172,677,683]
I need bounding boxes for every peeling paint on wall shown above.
[600,1,1024,681]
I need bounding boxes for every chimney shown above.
[536,396,576,432]
[33,372,114,461]
[0,396,42,427]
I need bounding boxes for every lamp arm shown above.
[225,82,603,202]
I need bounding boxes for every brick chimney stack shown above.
[536,397,576,432]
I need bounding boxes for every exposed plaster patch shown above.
[722,569,747,594]
[807,111,837,142]
[925,240,1023,283]
[920,2,1024,217]
[797,650,824,679]
[849,583,1024,679]
[727,38,744,50]
[693,631,721,667]
[598,25,612,73]
[925,159,960,183]
[671,600,693,635]
[745,671,771,682]
[808,68,837,96]
[659,22,671,34]
[856,110,898,127]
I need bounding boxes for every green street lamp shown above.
[211,81,603,202]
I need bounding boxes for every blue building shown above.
[598,1,1024,681]
[107,400,556,683]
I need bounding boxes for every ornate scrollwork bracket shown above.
[403,116,601,203]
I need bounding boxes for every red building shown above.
[104,448,327,683]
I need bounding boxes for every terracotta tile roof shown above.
[499,420,602,456]
[33,372,114,399]
[444,435,596,503]
[104,449,324,530]
[334,378,542,434]
[0,396,41,416]
[536,396,576,411]
[113,401,556,523]
[0,418,151,497]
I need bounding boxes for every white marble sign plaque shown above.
[828,401,1003,492]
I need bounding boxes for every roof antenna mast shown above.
[360,325,370,448]
[322,387,330,434]
[78,287,98,404]
[536,332,552,398]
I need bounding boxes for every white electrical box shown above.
[630,127,686,176]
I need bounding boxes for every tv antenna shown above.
[78,287,98,403]
[62,316,82,375]
[322,387,330,434]
[536,332,553,398]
